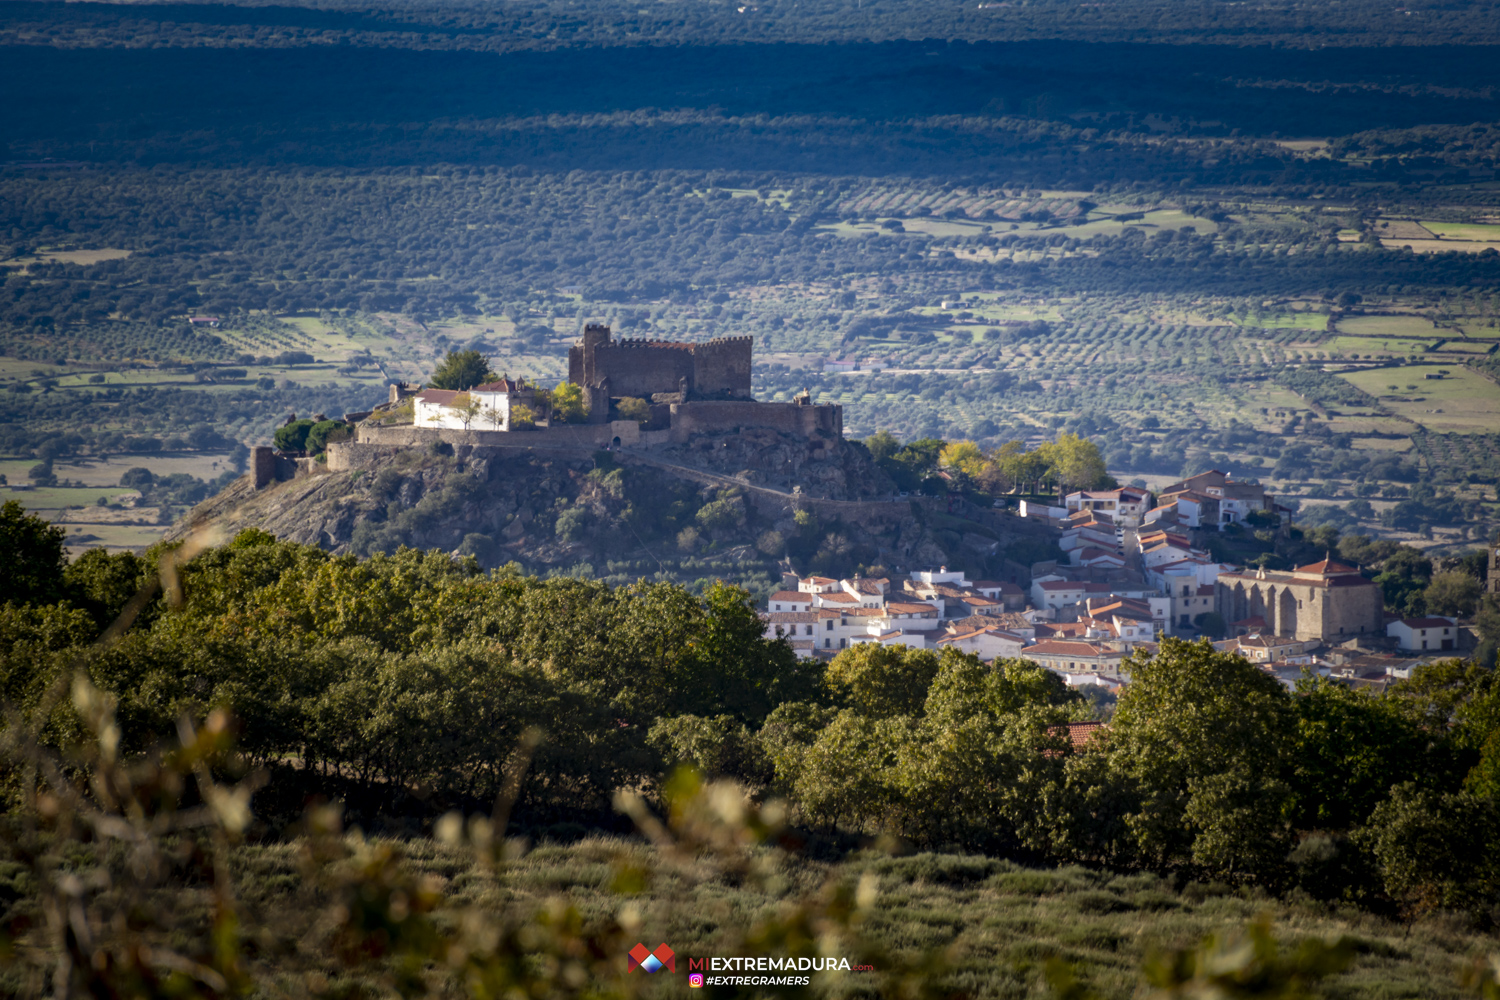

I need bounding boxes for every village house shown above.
[851,630,932,651]
[1030,577,1115,610]
[1064,485,1153,526]
[880,602,945,631]
[935,626,1028,661]
[840,576,890,607]
[761,611,821,656]
[767,590,813,613]
[414,377,542,432]
[1159,470,1275,528]
[947,612,1038,640]
[1079,613,1157,647]
[901,567,1015,619]
[1074,547,1127,570]
[1086,595,1170,633]
[1213,633,1310,664]
[1387,616,1458,652]
[1058,672,1125,695]
[1060,517,1119,554]
[973,580,1026,611]
[1025,639,1127,674]
[1167,491,1221,529]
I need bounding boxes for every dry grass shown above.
[156,837,1497,999]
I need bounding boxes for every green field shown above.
[1325,335,1432,355]
[1,484,135,508]
[1337,315,1443,338]
[1232,311,1330,331]
[1338,364,1500,432]
[1421,220,1500,242]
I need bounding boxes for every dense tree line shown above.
[4,168,1497,332]
[1,505,1497,921]
[7,0,1500,53]
[663,637,1500,917]
[0,517,814,818]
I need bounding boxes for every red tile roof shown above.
[1064,721,1106,749]
[1397,617,1456,628]
[1027,639,1118,657]
[939,626,1025,644]
[416,388,463,405]
[472,378,528,393]
[1296,559,1359,575]
[769,591,810,603]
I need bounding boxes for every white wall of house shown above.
[416,390,523,431]
[1388,618,1458,652]
[938,631,1026,660]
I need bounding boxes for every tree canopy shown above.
[427,350,499,391]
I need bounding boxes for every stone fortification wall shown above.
[588,340,695,398]
[667,400,841,443]
[335,401,842,472]
[346,419,658,456]
[250,446,301,488]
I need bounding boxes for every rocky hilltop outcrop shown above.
[171,430,1059,591]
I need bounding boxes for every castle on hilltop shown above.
[273,324,843,485]
[570,323,752,419]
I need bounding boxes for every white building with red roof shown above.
[935,626,1028,661]
[1387,616,1458,653]
[1023,639,1126,673]
[414,376,541,432]
[767,591,812,613]
[1064,486,1153,526]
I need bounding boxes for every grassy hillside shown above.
[10,829,1493,999]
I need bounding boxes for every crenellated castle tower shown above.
[568,324,753,418]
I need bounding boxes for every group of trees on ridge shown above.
[1,501,1498,923]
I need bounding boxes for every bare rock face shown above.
[655,429,894,500]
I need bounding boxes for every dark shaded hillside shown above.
[5,40,1500,168]
[6,0,1500,50]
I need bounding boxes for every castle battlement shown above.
[614,338,695,349]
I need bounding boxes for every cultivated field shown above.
[1336,315,1444,339]
[1338,365,1500,433]
[0,451,234,489]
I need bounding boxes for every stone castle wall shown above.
[585,341,696,398]
[344,419,658,459]
[567,324,752,400]
[667,400,841,444]
[343,401,840,469]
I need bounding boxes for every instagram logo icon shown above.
[688,974,705,988]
